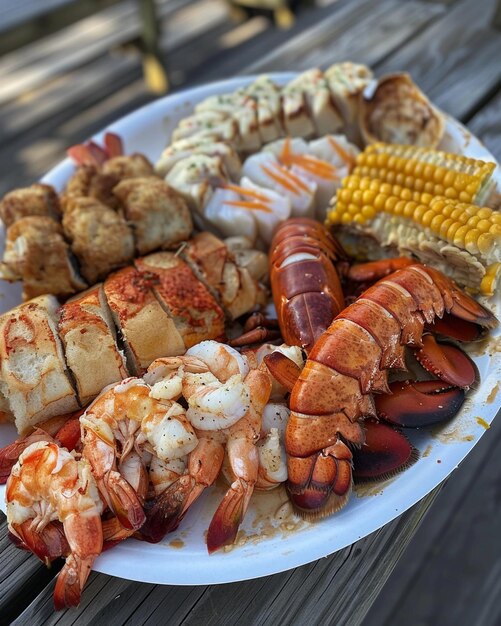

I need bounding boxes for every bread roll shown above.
[135,252,225,349]
[58,285,129,405]
[0,183,60,228]
[0,295,79,435]
[103,265,185,374]
[0,216,87,300]
[113,177,193,255]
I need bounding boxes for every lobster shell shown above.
[270,218,346,352]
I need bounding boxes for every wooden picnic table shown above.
[1,0,501,624]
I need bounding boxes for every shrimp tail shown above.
[54,512,103,610]
[140,475,198,542]
[206,478,253,554]
[102,470,146,531]
[53,554,96,610]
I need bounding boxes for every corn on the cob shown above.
[353,143,496,206]
[328,171,501,294]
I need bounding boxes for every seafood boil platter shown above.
[0,67,500,605]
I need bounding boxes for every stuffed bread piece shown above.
[58,285,129,406]
[0,295,80,435]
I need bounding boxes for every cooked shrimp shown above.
[6,442,103,609]
[81,378,197,531]
[144,340,272,550]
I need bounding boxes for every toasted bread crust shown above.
[135,253,225,349]
[103,266,185,373]
[59,286,129,405]
[0,295,79,435]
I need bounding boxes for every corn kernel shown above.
[443,171,456,187]
[466,215,481,228]
[400,188,412,201]
[386,171,396,184]
[403,201,418,218]
[464,230,480,254]
[359,178,371,191]
[453,174,470,191]
[431,199,446,212]
[433,167,445,184]
[370,179,382,191]
[423,164,435,180]
[387,156,397,169]
[422,209,437,228]
[353,214,366,225]
[490,213,501,224]
[395,173,405,186]
[374,193,388,211]
[406,175,417,189]
[386,197,398,213]
[424,181,435,193]
[413,204,427,223]
[347,177,360,190]
[440,218,454,239]
[489,224,501,237]
[404,160,415,175]
[465,182,479,197]
[444,188,458,199]
[430,214,446,232]
[434,184,445,196]
[341,212,353,225]
[361,189,375,204]
[476,219,491,233]
[339,189,353,203]
[477,207,493,219]
[414,162,425,177]
[392,184,403,197]
[394,200,407,216]
[348,203,359,215]
[453,225,470,247]
[478,232,494,254]
[366,154,377,167]
[446,222,462,240]
[353,190,364,205]
[362,205,376,220]
[420,193,434,206]
[377,153,389,167]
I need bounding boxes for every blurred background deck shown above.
[0,1,500,624]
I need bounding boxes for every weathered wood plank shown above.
[375,0,501,120]
[0,0,222,106]
[363,407,501,626]
[0,512,62,625]
[467,89,501,160]
[11,489,442,626]
[244,0,446,73]
[0,0,442,195]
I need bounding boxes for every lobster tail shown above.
[287,438,353,519]
[285,263,497,518]
[270,218,346,352]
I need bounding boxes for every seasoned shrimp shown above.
[145,340,272,551]
[6,442,103,609]
[81,378,197,531]
[255,402,289,490]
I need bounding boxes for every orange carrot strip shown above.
[225,200,273,213]
[261,164,300,195]
[280,137,293,163]
[223,183,269,202]
[274,163,311,192]
[291,157,339,181]
[327,137,356,168]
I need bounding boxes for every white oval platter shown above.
[0,74,500,586]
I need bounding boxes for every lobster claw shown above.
[375,380,465,427]
[353,419,418,481]
[414,334,477,388]
[426,312,483,342]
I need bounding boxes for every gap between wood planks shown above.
[0,3,500,620]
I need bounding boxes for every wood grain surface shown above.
[0,0,500,624]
